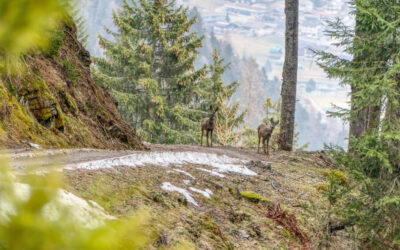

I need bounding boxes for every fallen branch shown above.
[266,202,311,250]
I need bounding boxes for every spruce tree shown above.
[314,0,400,247]
[202,50,245,145]
[93,0,207,144]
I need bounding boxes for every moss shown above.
[241,191,270,203]
[59,90,78,114]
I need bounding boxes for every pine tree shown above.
[93,0,207,144]
[202,50,245,146]
[69,4,89,48]
[314,0,400,247]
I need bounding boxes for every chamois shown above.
[258,118,279,155]
[201,107,219,147]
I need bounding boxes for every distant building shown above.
[270,46,282,54]
[225,4,266,17]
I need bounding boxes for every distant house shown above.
[270,46,282,54]
[225,4,266,17]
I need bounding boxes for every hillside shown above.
[10,145,353,249]
[0,22,144,150]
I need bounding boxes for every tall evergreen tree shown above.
[314,0,400,247]
[93,0,207,144]
[279,0,299,151]
[202,50,245,145]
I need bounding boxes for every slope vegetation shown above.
[0,22,144,150]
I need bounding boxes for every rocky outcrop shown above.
[0,22,144,150]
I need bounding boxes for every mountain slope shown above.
[0,22,144,150]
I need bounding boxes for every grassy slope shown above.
[63,149,354,249]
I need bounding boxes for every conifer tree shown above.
[314,0,400,247]
[202,50,245,145]
[93,0,207,144]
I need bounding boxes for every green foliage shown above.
[62,60,80,84]
[0,0,69,74]
[68,1,89,48]
[93,0,208,144]
[44,28,66,58]
[0,158,158,250]
[313,1,400,247]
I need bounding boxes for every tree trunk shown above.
[349,85,367,140]
[348,2,369,151]
[279,0,298,151]
[367,105,381,131]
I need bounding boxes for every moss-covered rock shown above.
[241,191,271,204]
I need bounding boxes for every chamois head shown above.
[269,118,279,129]
[209,106,219,119]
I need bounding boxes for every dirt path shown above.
[9,144,273,171]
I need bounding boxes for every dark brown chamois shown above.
[201,107,219,147]
[258,118,279,155]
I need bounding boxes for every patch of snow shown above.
[161,182,198,206]
[189,187,213,199]
[43,190,116,229]
[197,168,226,178]
[66,151,257,176]
[173,169,195,179]
[28,142,41,149]
[183,180,191,185]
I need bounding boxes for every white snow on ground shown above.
[183,180,191,185]
[0,183,115,228]
[197,168,226,178]
[161,182,198,206]
[173,169,195,179]
[28,142,41,149]
[189,187,213,199]
[43,190,116,229]
[65,151,257,176]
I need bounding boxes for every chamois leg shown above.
[206,130,210,147]
[258,135,261,153]
[201,129,204,146]
[210,130,214,147]
[263,138,267,155]
[266,138,270,156]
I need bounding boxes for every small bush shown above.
[62,61,80,85]
[44,29,65,58]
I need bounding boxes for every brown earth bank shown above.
[9,145,355,249]
[0,21,144,150]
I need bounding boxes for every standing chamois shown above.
[201,107,219,147]
[258,118,279,155]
